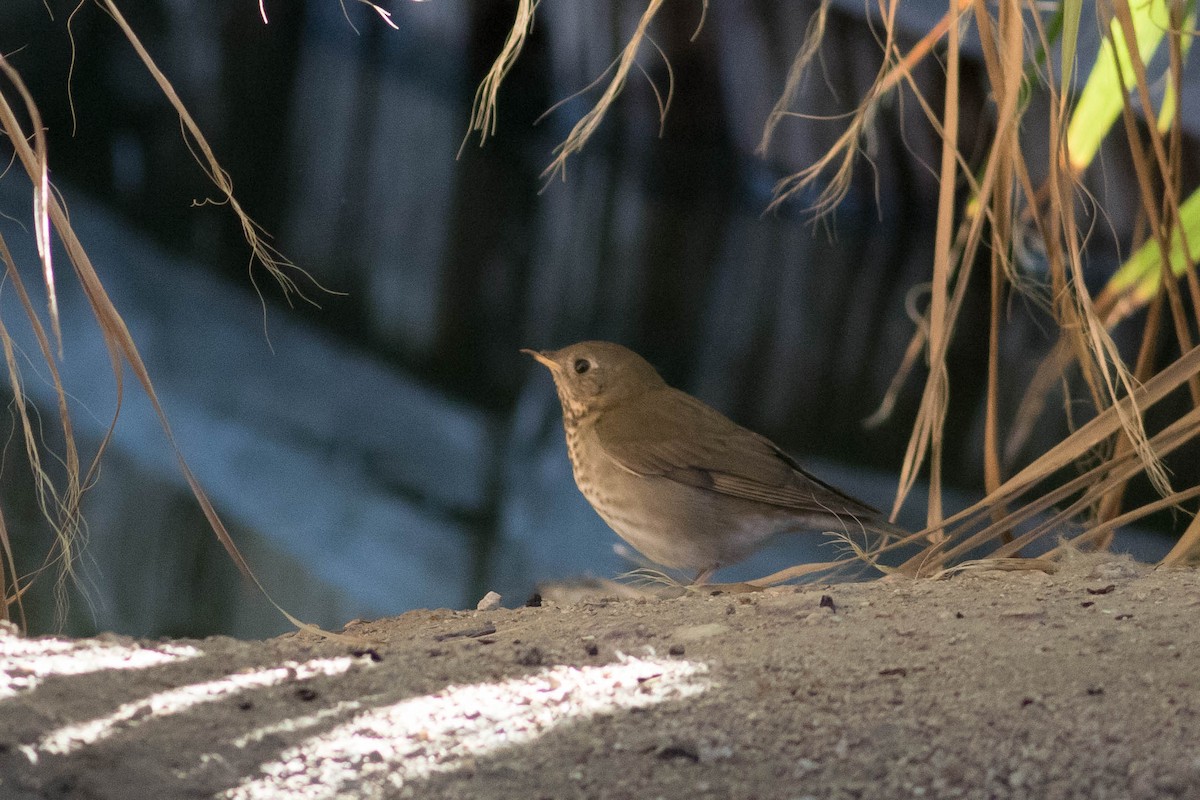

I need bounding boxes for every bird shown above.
[523,341,903,583]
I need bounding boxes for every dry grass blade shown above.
[345,0,401,32]
[972,407,1200,563]
[974,0,1027,536]
[0,60,61,356]
[891,0,1033,533]
[1008,344,1200,491]
[758,0,831,155]
[0,506,21,626]
[96,0,333,309]
[542,0,667,183]
[1047,484,1200,562]
[860,345,1200,572]
[747,558,860,588]
[460,0,538,153]
[0,61,86,628]
[920,0,962,532]
[933,558,1059,579]
[762,0,1197,577]
[893,346,1200,574]
[1109,0,1199,403]
[1161,510,1200,565]
[47,171,324,635]
[763,0,974,214]
[258,0,398,31]
[0,24,327,635]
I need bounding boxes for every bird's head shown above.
[522,341,666,422]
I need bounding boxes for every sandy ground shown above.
[2,553,1199,800]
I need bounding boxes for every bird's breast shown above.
[564,418,639,522]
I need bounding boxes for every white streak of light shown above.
[36,657,361,756]
[230,699,366,750]
[0,629,198,700]
[225,655,709,800]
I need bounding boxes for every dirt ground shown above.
[2,552,1199,800]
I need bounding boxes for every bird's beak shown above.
[520,348,559,372]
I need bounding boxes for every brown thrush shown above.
[524,341,901,582]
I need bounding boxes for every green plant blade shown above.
[1066,0,1170,172]
[1059,0,1083,99]
[1107,185,1200,303]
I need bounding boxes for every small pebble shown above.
[476,591,503,611]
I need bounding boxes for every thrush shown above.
[524,341,901,582]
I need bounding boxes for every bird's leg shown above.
[692,565,719,585]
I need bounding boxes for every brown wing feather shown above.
[595,388,882,518]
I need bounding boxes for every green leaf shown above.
[1065,0,1172,172]
[1108,185,1200,304]
[1059,0,1083,99]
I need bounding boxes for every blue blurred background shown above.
[0,1,1191,637]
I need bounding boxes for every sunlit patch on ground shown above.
[32,657,362,758]
[223,655,710,800]
[0,624,199,701]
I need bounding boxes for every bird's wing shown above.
[594,388,881,518]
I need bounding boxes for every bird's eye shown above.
[573,358,591,375]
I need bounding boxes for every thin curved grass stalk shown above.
[542,0,669,183]
[94,0,335,309]
[2,29,324,635]
[758,0,832,155]
[1009,187,1200,458]
[970,0,1025,527]
[337,0,400,34]
[891,0,1041,533]
[0,64,85,628]
[862,305,925,429]
[763,0,974,215]
[1093,287,1168,544]
[1160,507,1200,565]
[0,62,61,357]
[1044,484,1200,561]
[460,0,539,154]
[689,0,709,43]
[932,557,1058,579]
[0,507,24,626]
[50,172,322,636]
[747,558,859,588]
[1037,36,1113,440]
[819,527,899,576]
[0,281,83,625]
[1108,0,1199,405]
[256,0,398,31]
[863,345,1200,570]
[1006,0,1197,470]
[1040,27,1172,508]
[617,567,682,589]
[892,349,1200,574]
[1004,339,1072,463]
